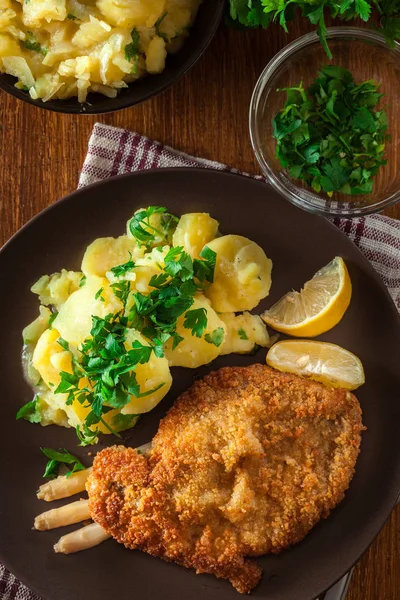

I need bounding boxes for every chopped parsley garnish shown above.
[54,313,163,445]
[128,244,217,352]
[16,396,42,423]
[155,12,169,42]
[204,327,225,347]
[48,311,58,329]
[41,447,85,479]
[110,255,135,277]
[23,33,47,56]
[67,13,76,20]
[124,27,140,74]
[238,328,248,340]
[95,287,105,302]
[272,66,388,196]
[78,274,86,287]
[128,206,178,249]
[111,413,139,432]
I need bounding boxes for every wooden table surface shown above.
[0,14,399,600]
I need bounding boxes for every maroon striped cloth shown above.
[2,122,399,600]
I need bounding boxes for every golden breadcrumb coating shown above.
[87,364,364,594]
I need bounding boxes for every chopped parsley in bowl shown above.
[250,27,400,217]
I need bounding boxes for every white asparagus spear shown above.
[54,523,111,554]
[34,499,90,531]
[37,468,92,502]
[137,442,152,456]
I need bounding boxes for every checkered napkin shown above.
[2,122,400,600]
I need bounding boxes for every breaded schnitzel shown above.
[87,364,364,593]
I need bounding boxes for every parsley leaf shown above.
[41,448,85,479]
[238,328,248,340]
[124,27,140,74]
[110,255,135,277]
[48,311,58,329]
[95,287,105,301]
[23,33,47,56]
[16,396,42,423]
[111,413,140,432]
[183,308,208,338]
[155,11,169,42]
[193,246,217,283]
[204,327,225,347]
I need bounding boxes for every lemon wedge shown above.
[262,256,351,337]
[266,340,365,390]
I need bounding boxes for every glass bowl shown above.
[249,27,400,217]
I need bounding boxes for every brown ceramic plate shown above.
[0,169,400,600]
[0,0,224,114]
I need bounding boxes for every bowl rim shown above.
[0,0,224,115]
[249,26,400,217]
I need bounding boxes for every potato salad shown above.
[20,207,273,444]
[0,0,201,102]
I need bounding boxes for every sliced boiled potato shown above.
[121,329,172,414]
[23,305,52,344]
[219,312,270,356]
[164,295,226,368]
[205,235,272,312]
[172,212,219,259]
[32,328,73,388]
[81,235,144,277]
[31,270,82,310]
[53,275,122,346]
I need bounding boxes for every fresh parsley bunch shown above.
[228,0,400,57]
[272,65,389,195]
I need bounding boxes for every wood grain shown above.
[0,15,399,600]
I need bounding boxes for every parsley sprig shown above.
[16,395,42,423]
[41,447,85,479]
[272,65,389,196]
[124,27,141,74]
[155,12,169,42]
[128,206,178,249]
[23,32,47,56]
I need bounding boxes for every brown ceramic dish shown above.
[0,0,224,114]
[0,169,399,600]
